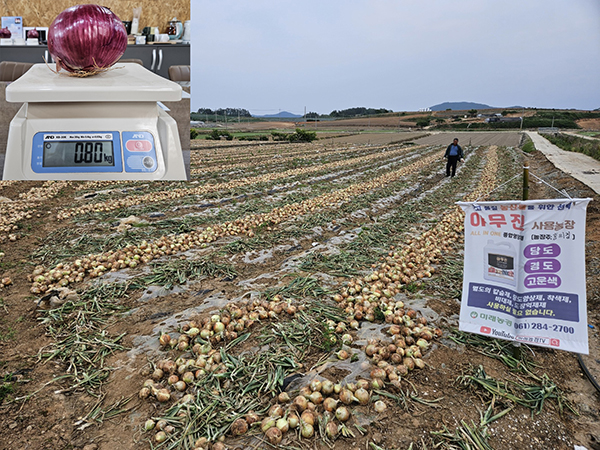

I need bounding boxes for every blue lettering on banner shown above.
[467,282,579,322]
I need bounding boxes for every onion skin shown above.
[294,395,308,411]
[230,418,248,436]
[335,406,350,422]
[155,388,171,402]
[268,404,284,418]
[321,380,334,395]
[261,417,275,433]
[276,417,289,433]
[301,422,314,438]
[354,387,370,405]
[288,413,300,429]
[374,400,387,413]
[301,410,316,426]
[48,4,127,73]
[325,421,339,439]
[265,427,282,445]
[245,411,259,425]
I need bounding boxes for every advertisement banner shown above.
[457,198,591,354]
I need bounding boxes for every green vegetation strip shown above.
[0,373,15,403]
[261,304,345,358]
[457,365,574,417]
[449,330,536,375]
[544,133,600,162]
[37,288,129,395]
[130,258,238,290]
[263,275,332,301]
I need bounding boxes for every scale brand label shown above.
[44,133,112,141]
[457,199,591,354]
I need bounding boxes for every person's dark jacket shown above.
[444,143,464,159]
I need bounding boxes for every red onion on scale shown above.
[48,4,127,76]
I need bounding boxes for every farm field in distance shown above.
[0,130,599,450]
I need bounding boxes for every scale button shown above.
[126,139,152,152]
[143,156,155,169]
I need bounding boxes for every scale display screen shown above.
[43,139,115,167]
[31,131,124,174]
[29,131,159,175]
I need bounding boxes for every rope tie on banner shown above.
[472,171,573,203]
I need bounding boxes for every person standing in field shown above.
[444,137,464,177]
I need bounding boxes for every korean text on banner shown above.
[457,198,591,354]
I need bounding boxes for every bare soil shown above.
[577,119,600,131]
[0,141,598,450]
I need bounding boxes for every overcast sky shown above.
[191,1,600,115]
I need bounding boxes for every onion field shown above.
[1,131,597,450]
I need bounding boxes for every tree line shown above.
[195,108,252,117]
[194,107,392,119]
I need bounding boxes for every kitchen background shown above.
[0,1,190,33]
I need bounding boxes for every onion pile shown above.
[1,181,69,245]
[226,378,376,443]
[58,143,419,220]
[34,151,442,292]
[138,300,302,404]
[48,4,127,75]
[159,299,301,347]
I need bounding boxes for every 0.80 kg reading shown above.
[43,141,115,167]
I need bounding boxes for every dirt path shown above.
[526,131,600,195]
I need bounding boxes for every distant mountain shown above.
[429,102,493,111]
[253,111,302,118]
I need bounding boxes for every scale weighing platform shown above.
[3,63,187,180]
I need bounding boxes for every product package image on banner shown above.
[457,198,592,354]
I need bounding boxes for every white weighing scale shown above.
[3,63,187,180]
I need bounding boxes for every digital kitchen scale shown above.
[3,63,187,180]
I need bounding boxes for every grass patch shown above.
[261,302,345,358]
[545,133,600,162]
[0,374,15,403]
[522,139,535,153]
[457,364,575,417]
[263,275,331,300]
[37,286,129,395]
[0,326,16,342]
[299,250,371,277]
[131,257,238,290]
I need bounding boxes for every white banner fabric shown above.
[457,198,591,354]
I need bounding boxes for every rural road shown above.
[526,131,600,195]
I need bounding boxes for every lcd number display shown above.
[42,134,115,168]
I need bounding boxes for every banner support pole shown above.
[523,164,530,201]
[513,165,530,358]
